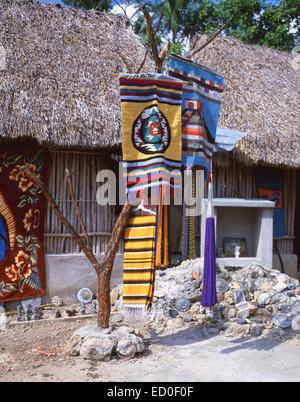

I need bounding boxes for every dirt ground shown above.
[1,308,300,383]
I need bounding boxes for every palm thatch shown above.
[190,34,300,169]
[0,0,154,150]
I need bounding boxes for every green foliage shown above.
[134,0,299,52]
[62,0,113,11]
[62,0,299,52]
[212,0,299,51]
[169,41,186,55]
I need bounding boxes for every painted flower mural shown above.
[0,146,49,301]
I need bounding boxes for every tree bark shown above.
[21,165,132,328]
[97,202,132,328]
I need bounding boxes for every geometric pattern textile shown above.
[122,215,157,316]
[120,74,183,201]
[169,53,224,180]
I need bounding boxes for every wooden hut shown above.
[190,34,300,276]
[0,0,154,303]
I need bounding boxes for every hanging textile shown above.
[119,74,183,201]
[0,145,50,302]
[201,181,218,307]
[169,53,224,181]
[122,215,157,319]
[154,187,169,268]
[256,166,287,238]
[181,168,196,259]
[169,54,224,265]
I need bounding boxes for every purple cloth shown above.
[201,217,218,307]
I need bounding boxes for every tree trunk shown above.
[21,165,132,328]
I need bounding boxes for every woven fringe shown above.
[123,305,148,322]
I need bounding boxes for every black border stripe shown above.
[123,155,181,164]
[123,280,154,284]
[169,70,223,93]
[124,269,153,273]
[124,248,155,253]
[120,98,181,106]
[123,296,151,301]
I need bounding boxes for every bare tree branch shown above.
[142,5,160,71]
[21,165,132,328]
[21,165,102,276]
[136,49,148,73]
[158,41,170,64]
[154,12,163,36]
[192,24,226,56]
[117,51,132,73]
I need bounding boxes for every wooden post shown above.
[21,165,132,328]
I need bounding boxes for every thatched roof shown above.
[0,0,154,150]
[190,34,300,169]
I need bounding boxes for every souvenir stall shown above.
[118,52,226,317]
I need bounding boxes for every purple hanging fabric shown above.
[201,216,218,307]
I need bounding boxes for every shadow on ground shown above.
[148,323,290,353]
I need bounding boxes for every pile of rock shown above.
[66,324,146,361]
[113,259,300,339]
[68,260,300,361]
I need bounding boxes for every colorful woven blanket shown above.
[0,145,50,302]
[119,74,183,201]
[123,215,157,318]
[182,168,196,260]
[169,53,224,179]
[169,54,224,263]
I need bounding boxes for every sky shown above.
[33,0,138,19]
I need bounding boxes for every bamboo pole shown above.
[66,168,90,248]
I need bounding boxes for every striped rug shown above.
[169,53,224,181]
[122,215,157,319]
[119,73,183,201]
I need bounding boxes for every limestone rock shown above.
[257,292,271,307]
[80,336,116,361]
[154,289,165,299]
[67,335,84,356]
[224,323,250,338]
[291,315,300,331]
[250,325,264,337]
[255,308,272,323]
[192,271,200,281]
[116,335,145,359]
[110,287,119,306]
[51,295,63,307]
[272,282,289,293]
[224,307,237,320]
[236,301,251,319]
[224,291,235,305]
[166,317,184,328]
[190,303,200,314]
[68,324,146,361]
[216,277,230,294]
